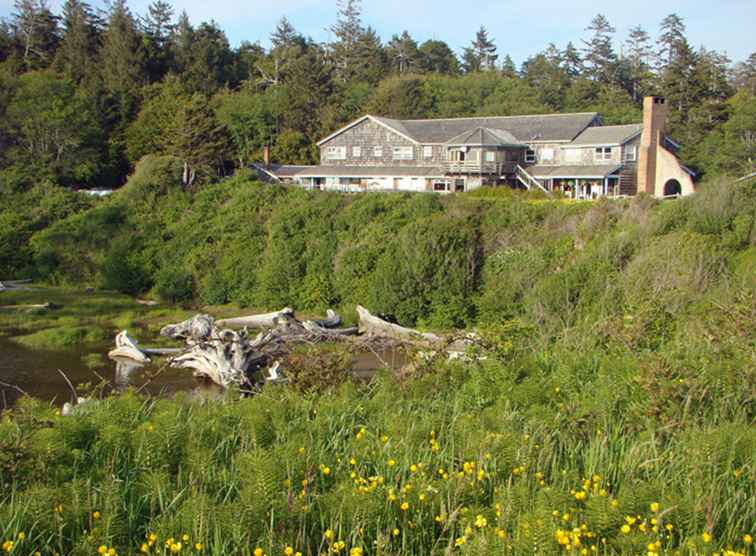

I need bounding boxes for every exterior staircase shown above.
[515,165,551,195]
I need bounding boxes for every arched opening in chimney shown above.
[663,179,682,197]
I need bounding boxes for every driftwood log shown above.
[0,279,33,292]
[107,306,460,389]
[357,305,441,344]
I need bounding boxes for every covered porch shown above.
[527,164,623,199]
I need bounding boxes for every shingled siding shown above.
[529,143,628,166]
[319,119,444,167]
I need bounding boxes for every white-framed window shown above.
[393,146,414,160]
[594,147,612,162]
[423,145,433,158]
[484,151,496,162]
[373,145,383,157]
[525,149,536,163]
[623,145,637,162]
[352,146,361,157]
[564,148,581,163]
[540,148,554,161]
[325,146,346,160]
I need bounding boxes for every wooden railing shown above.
[514,164,551,195]
[443,161,517,175]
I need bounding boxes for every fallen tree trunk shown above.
[0,279,33,292]
[216,307,295,329]
[0,302,58,310]
[356,305,441,344]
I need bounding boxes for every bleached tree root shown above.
[108,331,151,363]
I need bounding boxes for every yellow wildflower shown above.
[650,502,660,513]
[400,502,410,511]
[253,549,264,556]
[324,530,334,541]
[475,515,488,528]
[194,544,202,551]
[182,535,189,542]
[16,533,25,541]
[140,544,150,554]
[744,534,752,545]
[98,546,108,555]
[387,459,396,467]
[702,532,712,543]
[620,525,631,534]
[392,528,400,537]
[454,537,467,547]
[284,547,294,556]
[350,549,363,556]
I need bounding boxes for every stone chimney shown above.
[263,144,271,167]
[637,96,668,195]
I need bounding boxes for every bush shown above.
[155,265,194,303]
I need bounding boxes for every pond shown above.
[0,289,408,408]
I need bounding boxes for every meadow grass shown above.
[0,342,753,556]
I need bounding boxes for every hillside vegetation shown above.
[0,168,754,555]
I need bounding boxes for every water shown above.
[0,335,406,408]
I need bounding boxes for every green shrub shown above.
[155,265,194,303]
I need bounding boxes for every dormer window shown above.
[352,146,362,157]
[594,147,612,162]
[525,149,536,163]
[373,145,383,157]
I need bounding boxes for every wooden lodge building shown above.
[255,96,696,199]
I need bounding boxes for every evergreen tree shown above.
[462,26,497,72]
[366,75,433,118]
[11,0,59,70]
[657,13,686,67]
[142,0,175,81]
[0,20,15,63]
[522,49,570,110]
[270,16,297,50]
[562,42,582,77]
[732,52,756,93]
[418,39,459,75]
[500,54,516,78]
[624,25,655,101]
[659,36,699,132]
[351,27,387,84]
[329,0,363,81]
[171,11,193,77]
[281,42,333,136]
[387,30,420,74]
[168,93,230,187]
[711,89,756,174]
[179,22,235,95]
[100,0,143,98]
[582,14,617,84]
[54,0,98,84]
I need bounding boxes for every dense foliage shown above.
[1,0,755,192]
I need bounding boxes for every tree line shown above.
[0,0,754,190]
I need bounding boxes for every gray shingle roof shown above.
[380,113,599,143]
[445,127,524,147]
[528,164,622,178]
[570,124,642,146]
[292,165,445,178]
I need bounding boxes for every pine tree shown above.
[582,14,617,84]
[54,0,97,83]
[270,16,297,50]
[562,42,582,77]
[659,36,699,132]
[352,27,387,84]
[522,50,570,110]
[100,0,143,97]
[11,0,59,70]
[500,54,516,77]
[732,52,756,92]
[387,30,420,74]
[657,13,686,67]
[168,93,231,187]
[418,39,459,74]
[142,0,175,81]
[281,42,333,135]
[171,11,193,76]
[625,25,654,100]
[462,26,497,72]
[329,0,363,81]
[179,22,235,95]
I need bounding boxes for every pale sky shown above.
[1,0,754,65]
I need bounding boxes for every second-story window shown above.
[423,146,433,158]
[595,147,612,161]
[525,149,536,163]
[623,145,637,162]
[325,146,347,160]
[484,151,495,162]
[352,146,362,158]
[373,145,383,157]
[540,148,554,161]
[393,146,414,160]
[564,148,581,162]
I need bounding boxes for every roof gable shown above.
[317,115,419,146]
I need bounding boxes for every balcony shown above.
[443,161,517,175]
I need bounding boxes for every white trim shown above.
[317,115,420,146]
